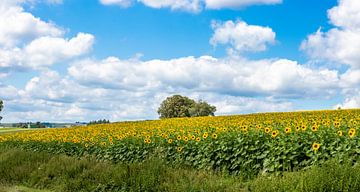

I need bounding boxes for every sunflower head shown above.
[271,130,279,138]
[177,147,183,153]
[301,125,307,131]
[312,142,321,151]
[338,130,343,136]
[203,132,209,139]
[311,125,318,132]
[168,139,173,144]
[212,133,218,139]
[264,127,271,133]
[285,127,291,134]
[348,128,356,138]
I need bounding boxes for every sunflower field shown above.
[1,109,360,177]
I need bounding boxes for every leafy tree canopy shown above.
[0,100,3,121]
[157,95,216,119]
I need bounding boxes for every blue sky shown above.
[0,0,359,123]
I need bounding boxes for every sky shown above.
[0,0,359,123]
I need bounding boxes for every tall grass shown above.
[2,147,360,192]
[0,147,244,192]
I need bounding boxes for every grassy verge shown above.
[0,185,52,192]
[2,147,360,192]
[0,147,244,192]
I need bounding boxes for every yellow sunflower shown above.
[312,142,320,151]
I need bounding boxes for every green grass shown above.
[0,185,53,192]
[2,146,360,192]
[0,128,48,135]
[0,147,245,192]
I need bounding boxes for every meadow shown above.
[1,109,360,191]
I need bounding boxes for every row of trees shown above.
[88,119,111,125]
[14,122,46,128]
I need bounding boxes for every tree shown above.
[189,100,216,117]
[0,100,3,122]
[157,95,216,119]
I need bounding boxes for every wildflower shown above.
[212,133,218,139]
[285,127,291,134]
[203,132,208,139]
[348,128,356,138]
[311,125,318,132]
[265,127,271,133]
[177,147,183,153]
[338,130,343,136]
[271,130,279,138]
[312,142,320,151]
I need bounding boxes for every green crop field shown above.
[1,109,360,191]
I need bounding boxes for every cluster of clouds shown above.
[0,0,359,122]
[301,0,360,109]
[99,0,282,12]
[0,0,94,71]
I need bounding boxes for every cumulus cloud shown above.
[0,3,63,47]
[205,0,282,9]
[140,0,202,12]
[68,56,339,99]
[1,69,296,122]
[210,20,276,53]
[335,89,360,109]
[301,0,360,69]
[301,0,360,109]
[0,33,94,69]
[99,0,282,12]
[0,0,95,71]
[99,0,133,7]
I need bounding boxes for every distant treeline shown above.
[13,122,46,128]
[88,119,110,125]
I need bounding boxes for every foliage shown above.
[88,119,110,125]
[13,122,46,128]
[0,109,360,177]
[189,100,216,117]
[157,95,216,118]
[249,159,360,192]
[0,100,3,122]
[2,147,360,192]
[0,147,244,192]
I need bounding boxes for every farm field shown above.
[1,109,360,191]
[0,128,48,135]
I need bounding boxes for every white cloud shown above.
[1,69,296,122]
[205,0,282,9]
[140,0,202,12]
[340,69,360,88]
[301,0,360,69]
[99,0,282,12]
[0,3,63,47]
[301,28,360,69]
[336,89,360,109]
[328,0,360,30]
[0,33,94,69]
[99,0,133,7]
[0,84,19,100]
[210,20,276,52]
[68,56,339,99]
